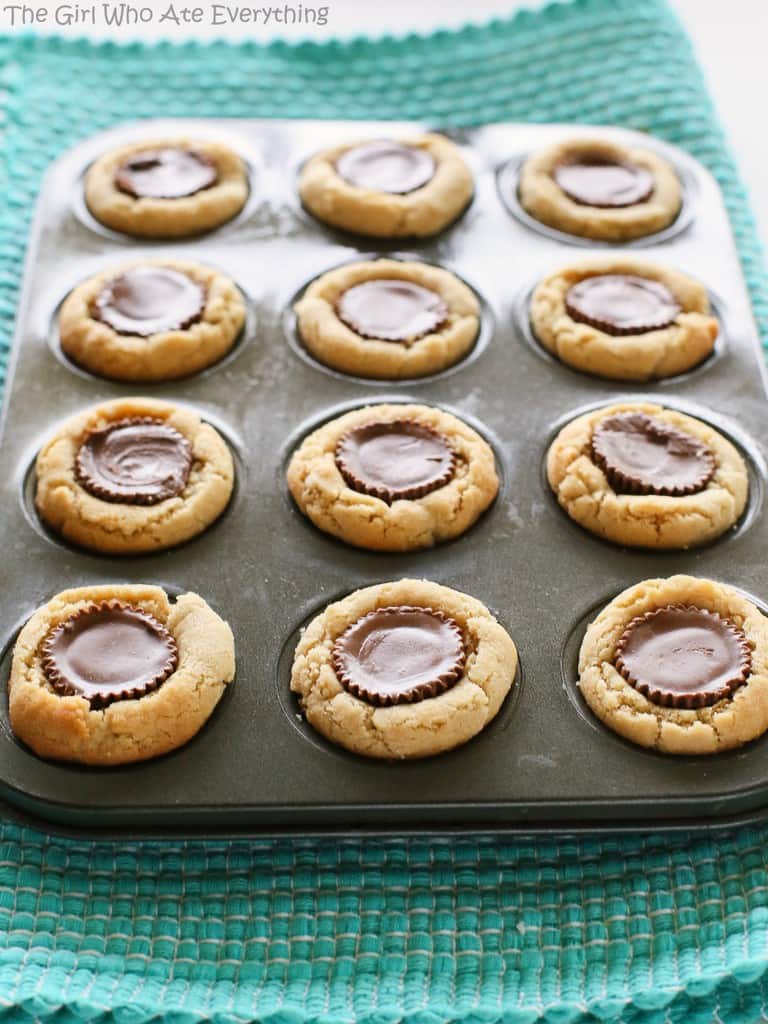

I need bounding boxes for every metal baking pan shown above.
[2,118,768,839]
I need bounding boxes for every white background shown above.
[2,0,766,244]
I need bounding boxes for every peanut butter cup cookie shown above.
[547,402,748,549]
[519,137,681,241]
[287,403,498,551]
[578,575,768,754]
[530,257,717,380]
[35,397,234,554]
[59,259,246,382]
[294,259,479,379]
[299,133,473,237]
[9,584,234,764]
[291,578,517,759]
[85,138,248,238]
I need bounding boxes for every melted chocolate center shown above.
[332,605,465,706]
[554,156,654,208]
[565,274,681,336]
[591,412,715,496]
[337,279,447,343]
[115,147,218,199]
[75,417,193,505]
[42,602,178,709]
[335,419,455,503]
[335,141,436,194]
[614,605,751,708]
[94,266,206,337]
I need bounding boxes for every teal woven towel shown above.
[2,2,768,1021]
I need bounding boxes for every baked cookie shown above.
[291,578,517,759]
[35,397,234,554]
[299,133,473,237]
[287,403,498,551]
[85,138,248,238]
[59,259,246,382]
[578,575,768,755]
[546,402,748,549]
[518,137,681,241]
[294,259,480,379]
[8,584,234,765]
[530,256,718,380]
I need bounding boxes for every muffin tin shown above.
[1,118,768,838]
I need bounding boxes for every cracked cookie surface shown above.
[578,575,768,754]
[59,258,246,382]
[298,133,473,238]
[294,259,479,379]
[519,137,681,241]
[530,256,717,380]
[287,403,498,551]
[9,584,235,765]
[85,138,248,238]
[290,578,518,759]
[35,397,234,554]
[546,402,748,549]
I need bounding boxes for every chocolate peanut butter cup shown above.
[75,417,193,505]
[565,275,681,336]
[553,156,654,208]
[115,147,218,200]
[337,279,448,343]
[336,141,436,194]
[615,604,751,709]
[592,412,715,496]
[93,266,206,337]
[335,419,455,503]
[41,601,178,709]
[332,605,466,706]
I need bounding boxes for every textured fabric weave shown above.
[1,2,768,1020]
